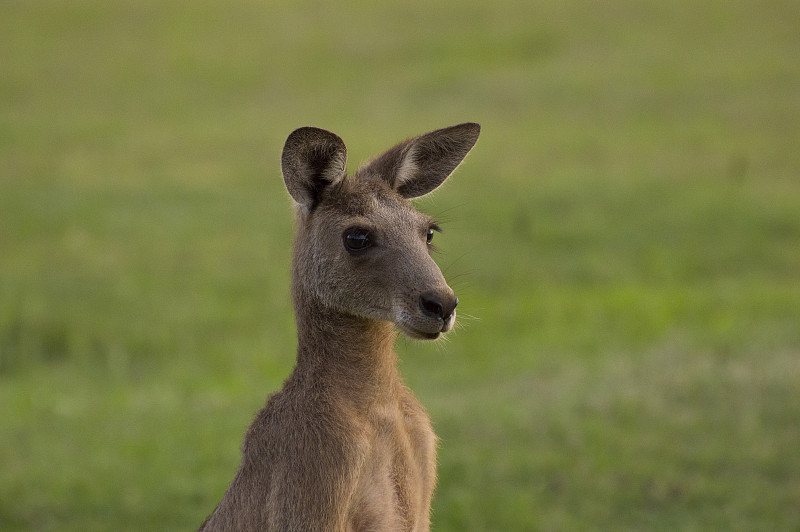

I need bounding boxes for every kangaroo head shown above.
[281,123,480,340]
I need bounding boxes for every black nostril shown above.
[419,294,444,319]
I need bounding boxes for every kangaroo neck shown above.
[291,293,401,405]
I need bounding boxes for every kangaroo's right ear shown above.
[356,122,480,199]
[281,127,347,211]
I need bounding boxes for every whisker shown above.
[447,275,475,291]
[440,252,472,274]
[427,202,468,225]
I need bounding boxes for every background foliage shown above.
[2,0,799,530]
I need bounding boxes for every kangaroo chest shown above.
[348,394,437,532]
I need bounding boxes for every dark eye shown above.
[427,224,441,245]
[343,228,372,252]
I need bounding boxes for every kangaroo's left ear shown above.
[357,122,480,198]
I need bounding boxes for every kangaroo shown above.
[199,122,480,531]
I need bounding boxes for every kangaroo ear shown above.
[281,127,347,210]
[357,122,480,198]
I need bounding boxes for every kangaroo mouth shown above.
[400,326,442,340]
[413,330,441,340]
[397,310,456,340]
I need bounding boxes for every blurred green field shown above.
[2,0,799,530]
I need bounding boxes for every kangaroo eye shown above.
[427,224,441,245]
[343,228,372,252]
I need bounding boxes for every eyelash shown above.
[427,224,441,245]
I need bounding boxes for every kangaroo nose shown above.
[419,292,458,320]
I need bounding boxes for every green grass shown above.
[2,0,799,530]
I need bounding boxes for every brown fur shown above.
[200,123,480,531]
